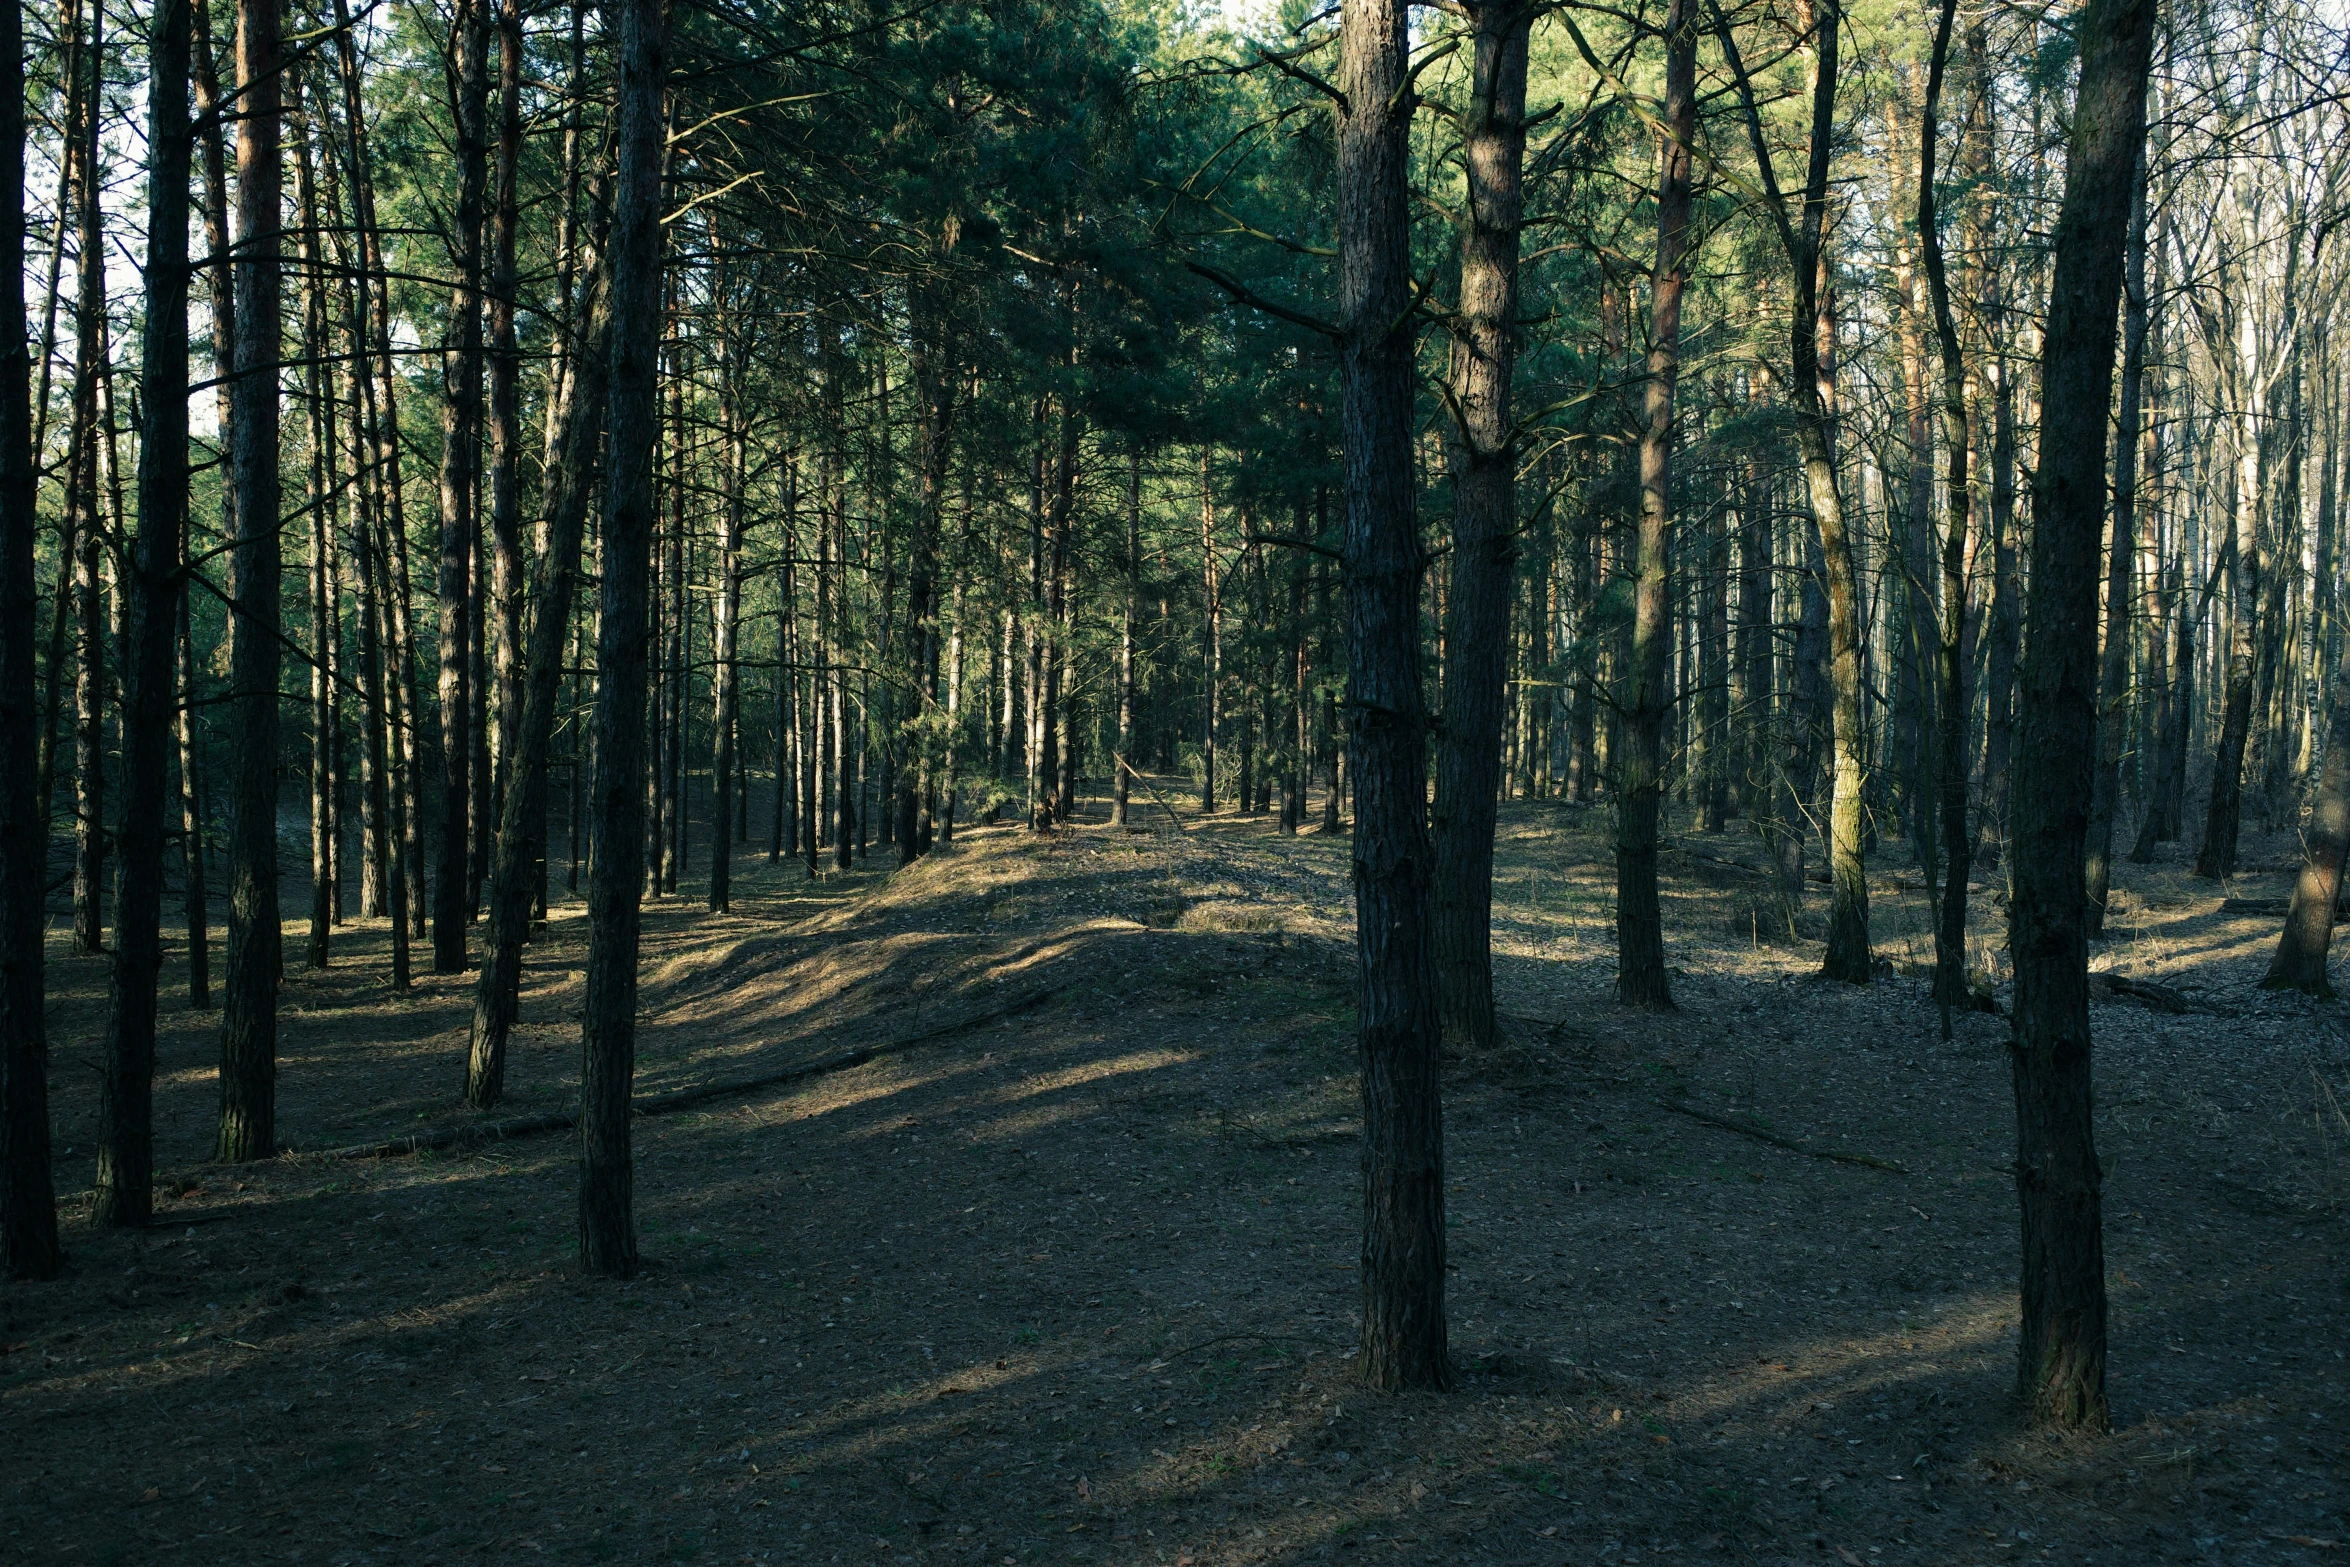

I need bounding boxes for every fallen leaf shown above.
[1839,1550,1865,1566]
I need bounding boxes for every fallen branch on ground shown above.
[2087,971,2194,1014]
[1111,752,1191,835]
[1217,1114,1358,1149]
[1653,1097,1910,1173]
[1154,1331,1341,1363]
[318,987,1058,1161]
[2217,897,2350,918]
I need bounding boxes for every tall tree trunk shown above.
[1287,510,1311,831]
[1919,0,1974,1021]
[1199,449,1219,815]
[662,361,687,891]
[2084,151,2150,937]
[1431,0,1529,1044]
[1615,0,1696,1010]
[294,68,336,970]
[67,0,105,958]
[709,338,746,907]
[1977,347,2020,867]
[433,0,490,974]
[771,465,795,865]
[485,0,524,932]
[2129,554,2187,860]
[177,599,210,1008]
[2265,636,2350,995]
[1733,456,1771,824]
[579,0,665,1278]
[830,450,853,870]
[2196,457,2257,880]
[1721,0,1869,979]
[897,299,960,861]
[1044,396,1077,825]
[219,0,284,1162]
[97,0,194,1228]
[1697,507,1730,830]
[330,0,422,960]
[1339,0,1447,1392]
[942,571,965,843]
[2007,0,2152,1431]
[470,253,609,1109]
[1,0,62,1278]
[1115,448,1139,827]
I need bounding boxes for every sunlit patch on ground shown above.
[5,786,2346,1564]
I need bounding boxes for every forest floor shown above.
[5,783,2350,1567]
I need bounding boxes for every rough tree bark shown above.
[294,69,337,969]
[579,0,666,1277]
[218,0,284,1163]
[96,0,193,1228]
[177,599,210,1008]
[2007,0,2153,1431]
[1114,449,1139,827]
[2195,457,2257,881]
[1,0,62,1277]
[2084,150,2150,936]
[485,0,524,929]
[1199,450,1220,816]
[67,0,105,959]
[1615,0,1696,1010]
[1339,0,1448,1392]
[433,0,491,974]
[1430,0,1530,1044]
[1720,0,1870,981]
[1977,348,2019,869]
[1918,0,1973,1020]
[468,251,610,1110]
[710,320,747,906]
[2264,638,2350,995]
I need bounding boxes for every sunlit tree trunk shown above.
[1431,0,1529,1044]
[1720,0,1865,973]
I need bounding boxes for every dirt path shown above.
[4,799,2347,1566]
